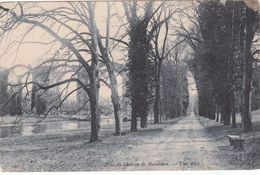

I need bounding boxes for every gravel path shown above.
[105,116,226,170]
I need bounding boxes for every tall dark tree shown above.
[36,96,47,115]
[240,3,259,132]
[9,88,23,116]
[123,0,156,130]
[0,70,9,115]
[197,1,231,122]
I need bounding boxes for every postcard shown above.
[0,0,259,173]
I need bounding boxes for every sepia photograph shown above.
[0,0,259,172]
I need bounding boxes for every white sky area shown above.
[0,1,192,102]
[0,2,157,67]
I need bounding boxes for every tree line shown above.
[182,0,259,132]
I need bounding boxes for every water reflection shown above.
[22,125,34,136]
[61,122,78,130]
[0,117,120,138]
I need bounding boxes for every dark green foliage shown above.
[198,1,229,122]
[188,53,216,120]
[127,16,155,130]
[31,85,37,111]
[193,0,258,129]
[16,91,22,116]
[252,65,260,110]
[36,96,46,115]
[0,70,9,115]
[9,95,17,116]
[9,91,23,116]
[194,0,242,123]
[241,4,259,132]
[160,59,189,119]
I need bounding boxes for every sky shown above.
[0,1,190,68]
[0,2,126,68]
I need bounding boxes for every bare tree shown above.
[160,46,189,120]
[95,2,124,135]
[150,2,185,123]
[0,2,103,142]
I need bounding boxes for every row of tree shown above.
[181,0,259,132]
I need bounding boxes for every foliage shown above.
[9,91,23,116]
[160,57,189,119]
[0,70,9,115]
[124,1,156,129]
[36,96,47,115]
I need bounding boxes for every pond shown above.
[0,116,130,138]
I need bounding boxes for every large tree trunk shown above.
[216,105,220,122]
[231,92,236,128]
[242,52,252,132]
[130,98,138,131]
[107,63,122,135]
[89,70,101,143]
[0,70,9,115]
[241,5,257,132]
[242,74,252,132]
[220,92,232,125]
[97,30,122,135]
[221,103,231,125]
[153,83,160,123]
[153,61,162,124]
[102,2,122,136]
[220,110,224,123]
[87,1,102,142]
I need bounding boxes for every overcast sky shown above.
[0,2,126,68]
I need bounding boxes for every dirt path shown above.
[105,116,225,170]
[0,116,229,171]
